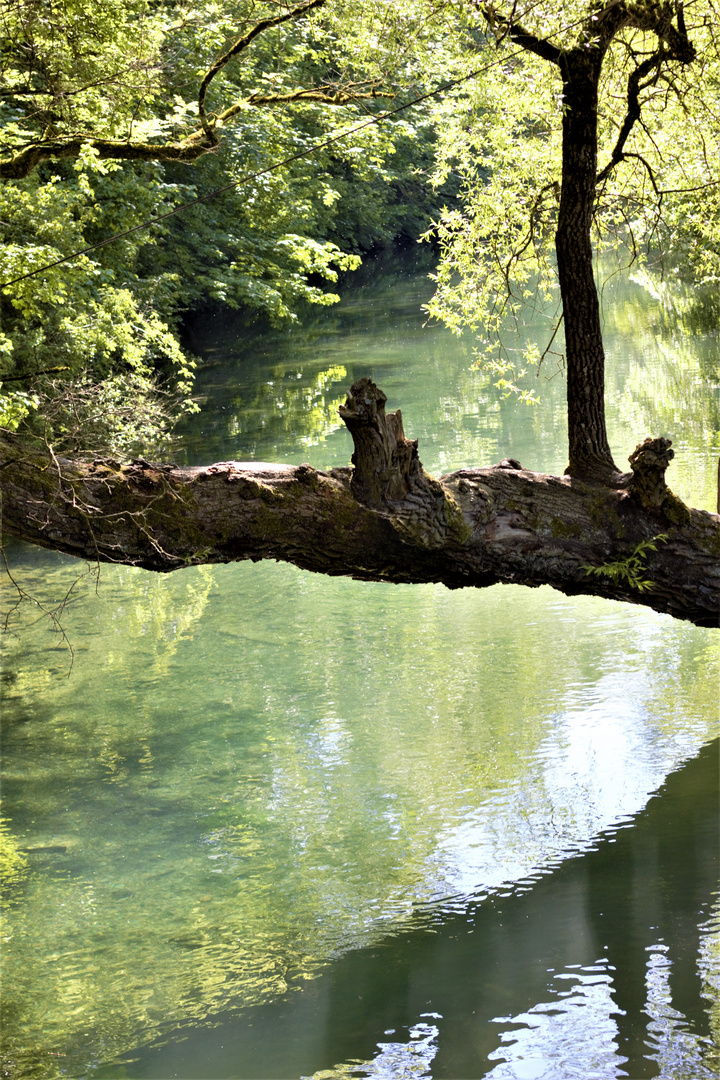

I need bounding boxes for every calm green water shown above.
[1,250,719,1079]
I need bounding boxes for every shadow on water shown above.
[98,738,719,1080]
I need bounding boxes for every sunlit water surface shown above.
[1,250,719,1079]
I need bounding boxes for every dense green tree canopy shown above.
[1,0,719,473]
[0,0,466,449]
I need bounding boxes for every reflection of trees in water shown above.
[2,547,716,1078]
[128,740,718,1079]
[182,254,720,513]
[601,270,720,509]
[321,740,720,1079]
[584,737,719,1074]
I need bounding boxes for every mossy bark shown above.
[1,380,719,626]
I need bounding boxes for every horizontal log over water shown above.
[1,380,719,627]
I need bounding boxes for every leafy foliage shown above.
[582,534,668,592]
[0,0,460,453]
[424,1,720,398]
[3,0,719,454]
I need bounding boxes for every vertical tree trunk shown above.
[556,51,618,479]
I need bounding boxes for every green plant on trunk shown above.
[582,533,668,592]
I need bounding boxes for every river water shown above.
[1,250,719,1079]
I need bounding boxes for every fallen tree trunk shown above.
[1,380,719,626]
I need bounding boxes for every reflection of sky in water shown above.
[315,934,719,1080]
[304,1017,441,1079]
[482,944,718,1080]
[429,667,711,903]
[486,961,623,1080]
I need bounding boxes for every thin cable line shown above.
[0,7,613,290]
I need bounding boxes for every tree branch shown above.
[2,380,718,627]
[624,0,695,62]
[622,150,661,195]
[0,131,218,180]
[197,0,329,138]
[0,0,332,179]
[473,2,563,64]
[593,4,696,192]
[244,85,389,108]
[220,83,391,123]
[597,51,664,184]
[0,365,70,382]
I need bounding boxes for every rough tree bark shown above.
[556,47,618,478]
[481,1,697,480]
[2,379,718,627]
